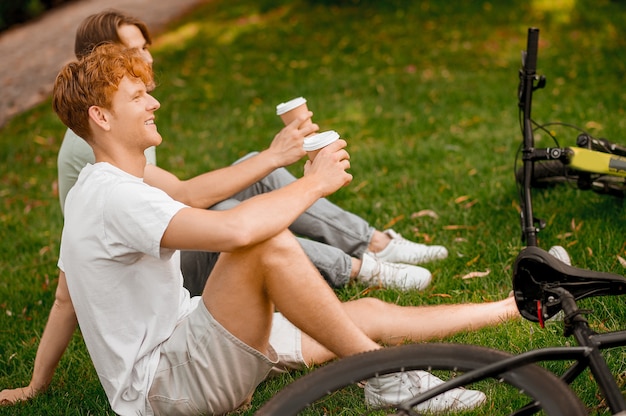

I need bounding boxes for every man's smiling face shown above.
[107,75,162,151]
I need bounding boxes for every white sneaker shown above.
[372,229,448,265]
[365,370,486,413]
[548,245,571,266]
[357,252,432,291]
[547,246,570,322]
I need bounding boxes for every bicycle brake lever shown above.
[533,75,546,91]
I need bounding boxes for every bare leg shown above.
[349,257,361,279]
[367,230,392,253]
[301,296,519,365]
[202,230,381,359]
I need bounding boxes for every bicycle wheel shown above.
[255,343,587,416]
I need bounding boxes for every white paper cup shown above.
[303,130,340,161]
[276,97,312,128]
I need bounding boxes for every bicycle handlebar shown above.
[524,28,539,75]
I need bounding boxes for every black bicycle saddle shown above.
[512,246,626,322]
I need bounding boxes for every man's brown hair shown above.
[52,43,154,140]
[74,9,152,59]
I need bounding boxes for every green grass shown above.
[2,0,626,414]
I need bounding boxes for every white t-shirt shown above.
[58,162,193,415]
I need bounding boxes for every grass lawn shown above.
[1,0,626,414]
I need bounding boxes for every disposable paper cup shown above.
[303,130,340,161]
[276,97,312,128]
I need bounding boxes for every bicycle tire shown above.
[255,343,587,416]
[517,161,626,196]
[516,160,578,187]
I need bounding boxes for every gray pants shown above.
[181,152,374,296]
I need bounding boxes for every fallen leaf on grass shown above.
[443,225,477,230]
[585,120,603,130]
[465,255,480,267]
[618,256,626,268]
[383,215,405,229]
[352,180,368,193]
[411,209,439,219]
[461,269,491,280]
[411,230,433,243]
[462,199,479,209]
[430,293,452,298]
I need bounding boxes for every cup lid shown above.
[303,130,340,151]
[276,97,307,115]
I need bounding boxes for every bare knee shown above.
[341,297,390,339]
[349,297,388,312]
[257,230,307,269]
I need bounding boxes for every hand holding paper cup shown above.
[276,97,313,130]
[303,130,340,161]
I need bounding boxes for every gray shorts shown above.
[147,300,278,416]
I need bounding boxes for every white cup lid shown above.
[276,97,307,115]
[303,130,340,151]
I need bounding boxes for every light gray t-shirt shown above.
[57,129,157,213]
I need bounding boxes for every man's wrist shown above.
[258,148,284,170]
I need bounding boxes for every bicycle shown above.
[513,34,626,198]
[255,27,626,416]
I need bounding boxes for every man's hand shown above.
[266,111,319,167]
[303,139,352,197]
[0,385,37,406]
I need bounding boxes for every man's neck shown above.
[93,145,147,178]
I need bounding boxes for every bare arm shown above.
[144,113,318,208]
[162,139,351,252]
[0,271,78,405]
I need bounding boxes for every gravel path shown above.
[0,0,209,128]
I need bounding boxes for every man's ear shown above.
[88,105,112,132]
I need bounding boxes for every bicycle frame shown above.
[566,147,626,177]
[410,27,626,415]
[408,299,626,415]
[512,27,626,415]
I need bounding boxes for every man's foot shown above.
[371,229,448,265]
[364,370,486,413]
[548,245,571,266]
[356,252,432,291]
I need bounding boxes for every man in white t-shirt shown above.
[51,42,386,415]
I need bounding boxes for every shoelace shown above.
[371,260,407,287]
